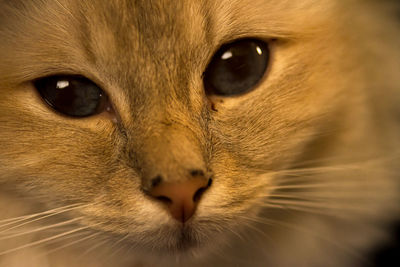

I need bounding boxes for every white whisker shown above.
[0,224,100,256]
[243,215,369,264]
[0,203,85,229]
[265,198,370,212]
[107,233,131,258]
[77,238,109,259]
[0,217,83,240]
[38,232,100,257]
[258,202,350,218]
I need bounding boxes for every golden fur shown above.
[0,0,400,266]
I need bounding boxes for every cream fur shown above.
[0,0,400,266]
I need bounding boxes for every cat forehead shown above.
[1,0,335,53]
[64,0,334,46]
[0,0,336,89]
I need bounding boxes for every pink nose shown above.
[148,176,211,223]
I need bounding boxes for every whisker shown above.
[267,179,392,191]
[239,217,274,241]
[253,155,400,182]
[35,231,89,246]
[243,215,369,264]
[268,183,358,191]
[266,191,393,202]
[258,202,351,218]
[38,232,100,257]
[0,217,83,240]
[265,198,371,212]
[267,193,345,201]
[224,223,247,243]
[0,224,100,256]
[77,238,109,259]
[0,203,85,229]
[107,233,131,258]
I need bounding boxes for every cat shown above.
[0,0,400,266]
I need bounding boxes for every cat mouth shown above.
[116,224,205,254]
[151,225,202,253]
[156,220,229,254]
[174,227,201,251]
[157,224,208,254]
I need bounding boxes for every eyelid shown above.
[205,36,276,69]
[32,72,112,99]
[32,72,105,90]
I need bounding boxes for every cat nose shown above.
[147,171,212,223]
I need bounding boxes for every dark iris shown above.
[34,75,106,117]
[203,39,270,96]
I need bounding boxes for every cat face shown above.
[0,0,399,265]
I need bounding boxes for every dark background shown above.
[370,223,400,266]
[370,2,400,266]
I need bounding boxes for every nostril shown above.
[193,178,213,202]
[190,169,205,177]
[145,176,212,222]
[193,187,205,202]
[207,177,213,187]
[151,175,163,187]
[156,195,172,204]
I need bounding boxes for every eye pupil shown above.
[34,75,106,118]
[203,39,270,96]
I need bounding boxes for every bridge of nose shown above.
[138,125,206,184]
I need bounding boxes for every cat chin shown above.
[144,225,217,254]
[100,222,222,257]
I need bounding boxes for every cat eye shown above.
[34,75,107,117]
[203,39,270,96]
